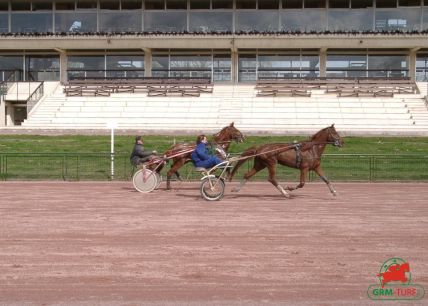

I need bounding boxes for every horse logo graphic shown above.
[378,260,410,288]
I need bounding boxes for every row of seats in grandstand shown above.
[256,77,418,98]
[63,77,213,97]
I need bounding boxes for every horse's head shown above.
[214,122,245,143]
[326,124,344,147]
[312,124,344,147]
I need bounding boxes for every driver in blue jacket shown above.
[191,134,222,169]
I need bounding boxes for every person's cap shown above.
[135,136,142,142]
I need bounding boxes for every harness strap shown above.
[294,143,302,168]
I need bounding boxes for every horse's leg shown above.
[286,168,308,191]
[266,163,290,198]
[314,166,337,196]
[166,159,185,190]
[232,159,265,193]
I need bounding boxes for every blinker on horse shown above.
[229,124,344,198]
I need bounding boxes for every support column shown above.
[0,96,5,127]
[319,48,327,78]
[59,51,68,84]
[409,49,417,81]
[144,48,152,77]
[231,49,238,83]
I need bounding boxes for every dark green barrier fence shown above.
[0,153,427,182]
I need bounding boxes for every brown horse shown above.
[162,122,245,190]
[229,125,344,198]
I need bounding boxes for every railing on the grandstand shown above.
[26,82,44,115]
[325,68,409,78]
[0,153,427,182]
[68,69,146,80]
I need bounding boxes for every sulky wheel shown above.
[133,168,157,193]
[200,176,225,201]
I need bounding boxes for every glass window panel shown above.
[375,8,421,31]
[190,0,210,9]
[0,13,8,32]
[11,13,53,32]
[122,0,142,9]
[212,0,233,9]
[326,55,367,77]
[213,54,231,81]
[26,55,60,81]
[259,0,279,9]
[376,0,397,7]
[368,55,408,77]
[99,11,142,31]
[189,12,233,32]
[329,0,349,8]
[236,11,279,31]
[423,8,428,28]
[100,0,120,10]
[144,11,186,31]
[152,54,169,77]
[351,0,373,8]
[399,0,421,6]
[68,56,104,69]
[106,55,144,77]
[282,0,303,9]
[145,0,165,9]
[11,1,31,11]
[238,54,256,82]
[328,8,374,31]
[281,9,326,31]
[32,1,53,10]
[416,55,428,81]
[76,0,98,9]
[56,1,76,10]
[305,0,325,8]
[166,0,187,9]
[55,12,97,32]
[236,0,256,9]
[0,2,8,11]
[0,55,23,70]
[170,55,211,78]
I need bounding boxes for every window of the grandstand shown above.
[144,11,187,31]
[100,0,120,10]
[76,0,98,9]
[328,8,374,31]
[56,0,76,10]
[212,0,233,9]
[122,0,143,9]
[416,55,428,81]
[166,0,187,9]
[11,1,32,11]
[399,0,421,6]
[0,14,8,33]
[368,55,408,77]
[375,9,420,31]
[145,0,165,9]
[106,55,144,78]
[351,0,373,8]
[236,11,279,31]
[236,0,256,9]
[305,0,325,8]
[12,13,53,32]
[326,55,367,77]
[238,54,256,82]
[189,12,233,32]
[56,12,97,32]
[259,0,279,9]
[0,2,8,11]
[151,55,169,77]
[67,56,105,79]
[213,54,231,81]
[190,0,210,9]
[100,11,142,31]
[376,0,397,8]
[0,56,24,82]
[281,9,327,31]
[26,55,60,81]
[282,0,303,9]
[329,0,349,8]
[32,1,53,10]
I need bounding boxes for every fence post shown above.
[369,156,374,182]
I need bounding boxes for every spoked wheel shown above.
[154,172,162,189]
[200,176,225,201]
[132,168,157,193]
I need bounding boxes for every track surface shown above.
[1,181,427,305]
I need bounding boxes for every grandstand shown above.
[1,0,428,135]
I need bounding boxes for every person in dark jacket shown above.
[130,136,157,167]
[191,134,222,169]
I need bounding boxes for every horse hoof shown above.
[332,191,338,196]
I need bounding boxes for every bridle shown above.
[326,127,342,147]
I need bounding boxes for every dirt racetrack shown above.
[1,181,427,305]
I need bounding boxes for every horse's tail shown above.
[229,146,258,181]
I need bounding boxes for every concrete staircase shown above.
[20,83,428,135]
